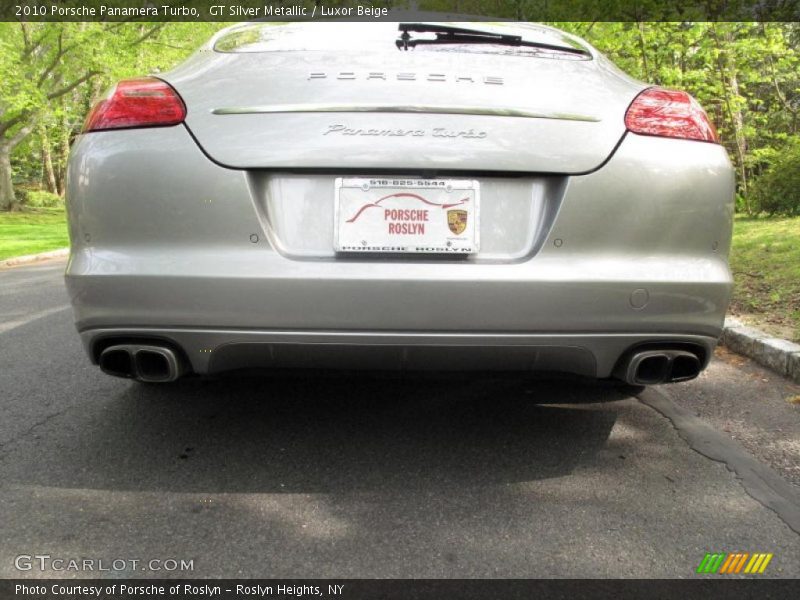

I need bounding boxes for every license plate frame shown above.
[334,177,480,254]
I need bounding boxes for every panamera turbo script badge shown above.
[324,124,487,139]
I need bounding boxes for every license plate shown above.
[334,177,480,254]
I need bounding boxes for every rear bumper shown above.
[66,245,731,330]
[69,249,729,379]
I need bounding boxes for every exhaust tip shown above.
[614,351,671,385]
[634,354,669,385]
[135,349,174,382]
[133,346,185,382]
[668,352,701,382]
[98,343,186,382]
[632,353,671,385]
[615,347,703,386]
[99,347,134,379]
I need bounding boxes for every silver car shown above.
[65,21,734,385]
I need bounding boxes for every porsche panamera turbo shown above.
[64,21,735,385]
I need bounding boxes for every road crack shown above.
[639,387,800,535]
[0,405,74,459]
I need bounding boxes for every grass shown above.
[730,215,800,342]
[0,206,69,261]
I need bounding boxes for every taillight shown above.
[82,77,186,132]
[624,87,718,143]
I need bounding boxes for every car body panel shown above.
[163,23,643,173]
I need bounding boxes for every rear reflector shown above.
[83,77,186,132]
[624,87,718,143]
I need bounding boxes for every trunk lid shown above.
[163,26,644,173]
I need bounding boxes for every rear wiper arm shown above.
[396,23,589,56]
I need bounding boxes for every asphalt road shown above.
[1,259,799,579]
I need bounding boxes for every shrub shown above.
[752,141,800,216]
[17,189,63,208]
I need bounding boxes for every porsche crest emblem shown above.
[447,209,468,235]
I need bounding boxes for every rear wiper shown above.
[396,23,590,56]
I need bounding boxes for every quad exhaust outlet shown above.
[99,344,186,382]
[615,349,701,385]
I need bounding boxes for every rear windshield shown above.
[213,22,591,60]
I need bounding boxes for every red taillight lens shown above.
[82,77,186,132]
[624,87,718,143]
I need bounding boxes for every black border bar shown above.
[3,579,800,600]
[2,0,800,22]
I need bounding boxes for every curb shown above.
[722,316,800,384]
[0,247,69,269]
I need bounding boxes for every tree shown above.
[0,24,101,209]
[554,21,800,215]
[0,22,222,210]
